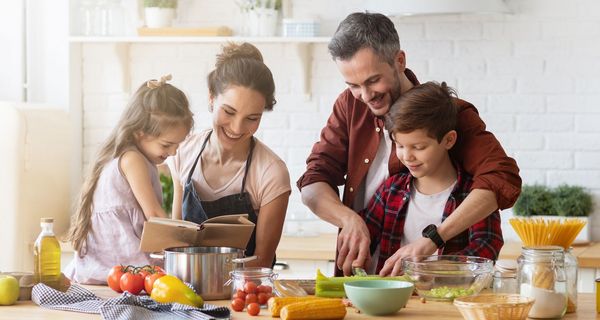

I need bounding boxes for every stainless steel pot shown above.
[150,246,256,300]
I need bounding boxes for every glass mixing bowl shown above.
[402,255,493,301]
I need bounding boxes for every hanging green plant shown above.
[513,185,554,216]
[551,184,593,217]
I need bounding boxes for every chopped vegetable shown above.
[315,269,411,298]
[424,286,474,299]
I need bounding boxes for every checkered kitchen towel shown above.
[32,283,230,320]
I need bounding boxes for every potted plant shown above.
[513,184,594,242]
[143,0,178,28]
[236,0,281,36]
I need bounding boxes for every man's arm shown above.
[301,182,371,276]
[452,100,522,209]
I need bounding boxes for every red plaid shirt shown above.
[360,164,504,272]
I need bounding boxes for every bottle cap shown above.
[40,217,54,223]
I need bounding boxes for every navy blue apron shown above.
[181,131,273,265]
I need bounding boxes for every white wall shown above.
[0,0,25,101]
[77,0,600,240]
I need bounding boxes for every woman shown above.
[168,42,290,268]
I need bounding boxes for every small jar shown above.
[229,267,277,307]
[517,246,567,319]
[493,259,518,294]
[564,247,578,313]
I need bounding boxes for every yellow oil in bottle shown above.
[33,217,61,289]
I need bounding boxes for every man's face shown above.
[335,47,403,117]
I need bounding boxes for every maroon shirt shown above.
[297,69,521,210]
[360,165,504,273]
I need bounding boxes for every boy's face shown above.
[335,47,404,117]
[393,129,457,179]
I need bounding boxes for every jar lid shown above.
[40,217,54,223]
[495,259,517,272]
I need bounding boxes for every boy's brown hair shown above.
[384,81,458,142]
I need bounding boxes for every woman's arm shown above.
[244,192,289,268]
[171,176,183,220]
[120,150,167,219]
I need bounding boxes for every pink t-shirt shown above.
[168,130,291,211]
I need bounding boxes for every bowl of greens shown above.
[402,255,493,302]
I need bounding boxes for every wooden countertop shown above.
[277,233,600,268]
[2,285,598,319]
[499,241,600,268]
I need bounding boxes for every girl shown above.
[64,75,194,284]
[168,43,290,268]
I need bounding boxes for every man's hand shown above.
[337,212,371,276]
[379,237,437,276]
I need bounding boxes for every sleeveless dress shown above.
[64,152,162,284]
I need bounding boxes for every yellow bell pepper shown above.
[150,275,204,308]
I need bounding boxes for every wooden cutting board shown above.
[137,26,233,37]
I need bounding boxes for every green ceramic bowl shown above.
[344,280,414,316]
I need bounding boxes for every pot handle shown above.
[149,252,164,260]
[231,255,258,264]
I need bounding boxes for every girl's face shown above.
[136,124,189,165]
[210,85,266,150]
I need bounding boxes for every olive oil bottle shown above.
[33,217,61,289]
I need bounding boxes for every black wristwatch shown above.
[422,224,445,248]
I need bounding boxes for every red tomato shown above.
[244,281,258,294]
[257,292,269,305]
[107,265,126,293]
[245,293,258,305]
[138,269,151,281]
[152,265,165,273]
[120,272,145,295]
[247,302,260,316]
[144,272,165,294]
[231,298,245,312]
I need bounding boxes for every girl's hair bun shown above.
[215,42,263,69]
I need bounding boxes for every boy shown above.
[361,82,504,276]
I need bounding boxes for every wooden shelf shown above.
[68,36,331,44]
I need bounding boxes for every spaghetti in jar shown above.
[517,245,567,319]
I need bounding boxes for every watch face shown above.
[422,224,435,237]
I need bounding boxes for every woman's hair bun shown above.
[215,42,263,69]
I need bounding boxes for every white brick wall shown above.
[79,0,600,240]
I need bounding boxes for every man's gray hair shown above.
[328,12,400,66]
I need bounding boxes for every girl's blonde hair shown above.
[65,75,194,256]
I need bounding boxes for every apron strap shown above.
[240,137,256,196]
[185,130,212,184]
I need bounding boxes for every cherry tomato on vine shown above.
[107,265,126,293]
[120,271,144,295]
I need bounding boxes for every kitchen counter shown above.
[2,285,598,319]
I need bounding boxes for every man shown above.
[297,12,520,276]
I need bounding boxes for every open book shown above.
[139,214,255,252]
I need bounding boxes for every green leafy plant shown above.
[552,184,593,217]
[160,173,174,216]
[513,184,593,217]
[143,0,178,9]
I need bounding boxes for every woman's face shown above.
[210,85,266,150]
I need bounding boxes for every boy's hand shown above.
[379,237,437,276]
[337,213,371,276]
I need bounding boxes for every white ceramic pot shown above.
[144,7,175,28]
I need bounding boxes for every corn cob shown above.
[280,299,346,320]
[315,269,411,298]
[268,296,324,317]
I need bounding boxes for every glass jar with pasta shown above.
[564,247,578,313]
[517,246,567,319]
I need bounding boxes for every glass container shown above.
[564,247,578,313]
[517,245,567,319]
[33,217,61,289]
[229,267,277,307]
